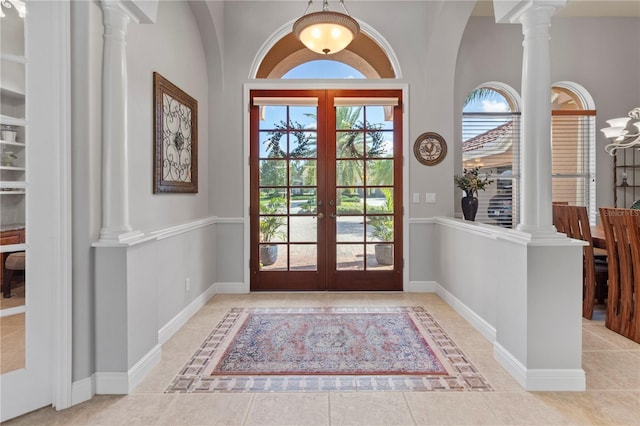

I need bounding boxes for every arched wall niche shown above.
[255,32,396,79]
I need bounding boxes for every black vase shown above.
[461,196,479,221]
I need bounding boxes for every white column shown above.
[98,1,142,242]
[515,5,558,236]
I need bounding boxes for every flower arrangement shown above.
[454,167,493,197]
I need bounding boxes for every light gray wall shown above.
[456,16,640,211]
[70,0,217,382]
[70,0,103,381]
[127,1,209,232]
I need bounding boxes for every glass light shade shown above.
[606,117,631,128]
[293,11,359,55]
[600,126,627,140]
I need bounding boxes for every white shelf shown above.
[0,54,28,64]
[0,243,27,253]
[0,140,25,147]
[0,166,25,171]
[0,115,27,127]
[0,181,27,189]
[0,190,25,195]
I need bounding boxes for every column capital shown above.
[494,0,566,24]
[100,0,158,24]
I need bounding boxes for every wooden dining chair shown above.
[553,204,608,319]
[599,207,640,343]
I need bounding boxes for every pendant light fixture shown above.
[293,0,360,55]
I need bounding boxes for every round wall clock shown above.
[413,132,447,166]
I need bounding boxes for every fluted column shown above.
[515,5,557,236]
[98,1,141,242]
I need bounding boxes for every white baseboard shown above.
[434,283,497,343]
[128,344,161,392]
[94,344,161,395]
[494,343,585,391]
[493,342,527,388]
[71,376,95,406]
[405,281,437,292]
[526,369,586,391]
[158,283,218,344]
[213,281,249,294]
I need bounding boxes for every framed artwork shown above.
[413,132,447,166]
[153,72,198,193]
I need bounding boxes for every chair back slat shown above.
[599,208,640,343]
[553,204,598,318]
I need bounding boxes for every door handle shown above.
[317,213,325,219]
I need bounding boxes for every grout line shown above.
[241,394,256,426]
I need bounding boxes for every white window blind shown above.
[462,112,521,228]
[551,110,596,223]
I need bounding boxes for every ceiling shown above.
[472,1,640,17]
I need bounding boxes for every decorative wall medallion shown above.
[413,132,447,166]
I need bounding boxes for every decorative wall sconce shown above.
[293,0,359,55]
[600,107,640,155]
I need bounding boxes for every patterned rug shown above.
[166,307,492,393]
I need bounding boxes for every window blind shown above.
[551,110,596,223]
[462,112,521,228]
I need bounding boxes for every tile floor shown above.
[5,292,640,425]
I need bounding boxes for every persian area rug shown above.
[165,307,492,393]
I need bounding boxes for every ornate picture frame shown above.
[153,72,198,193]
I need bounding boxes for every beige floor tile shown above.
[405,392,503,425]
[158,393,253,425]
[329,392,415,426]
[182,305,227,330]
[440,325,494,352]
[552,390,640,425]
[582,328,619,351]
[77,394,175,425]
[6,292,640,426]
[245,393,329,426]
[326,292,373,306]
[482,391,583,425]
[583,350,640,390]
[283,292,329,307]
[584,324,640,351]
[161,323,213,357]
[464,350,522,391]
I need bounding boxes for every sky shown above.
[282,60,365,79]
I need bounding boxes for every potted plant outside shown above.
[454,167,493,221]
[259,197,286,266]
[369,215,394,265]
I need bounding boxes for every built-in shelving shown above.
[0,32,26,232]
[614,149,640,208]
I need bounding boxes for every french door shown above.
[249,89,403,291]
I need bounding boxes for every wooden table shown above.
[591,225,606,250]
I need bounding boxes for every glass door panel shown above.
[250,90,402,291]
[1,0,26,375]
[328,91,402,290]
[251,91,326,291]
